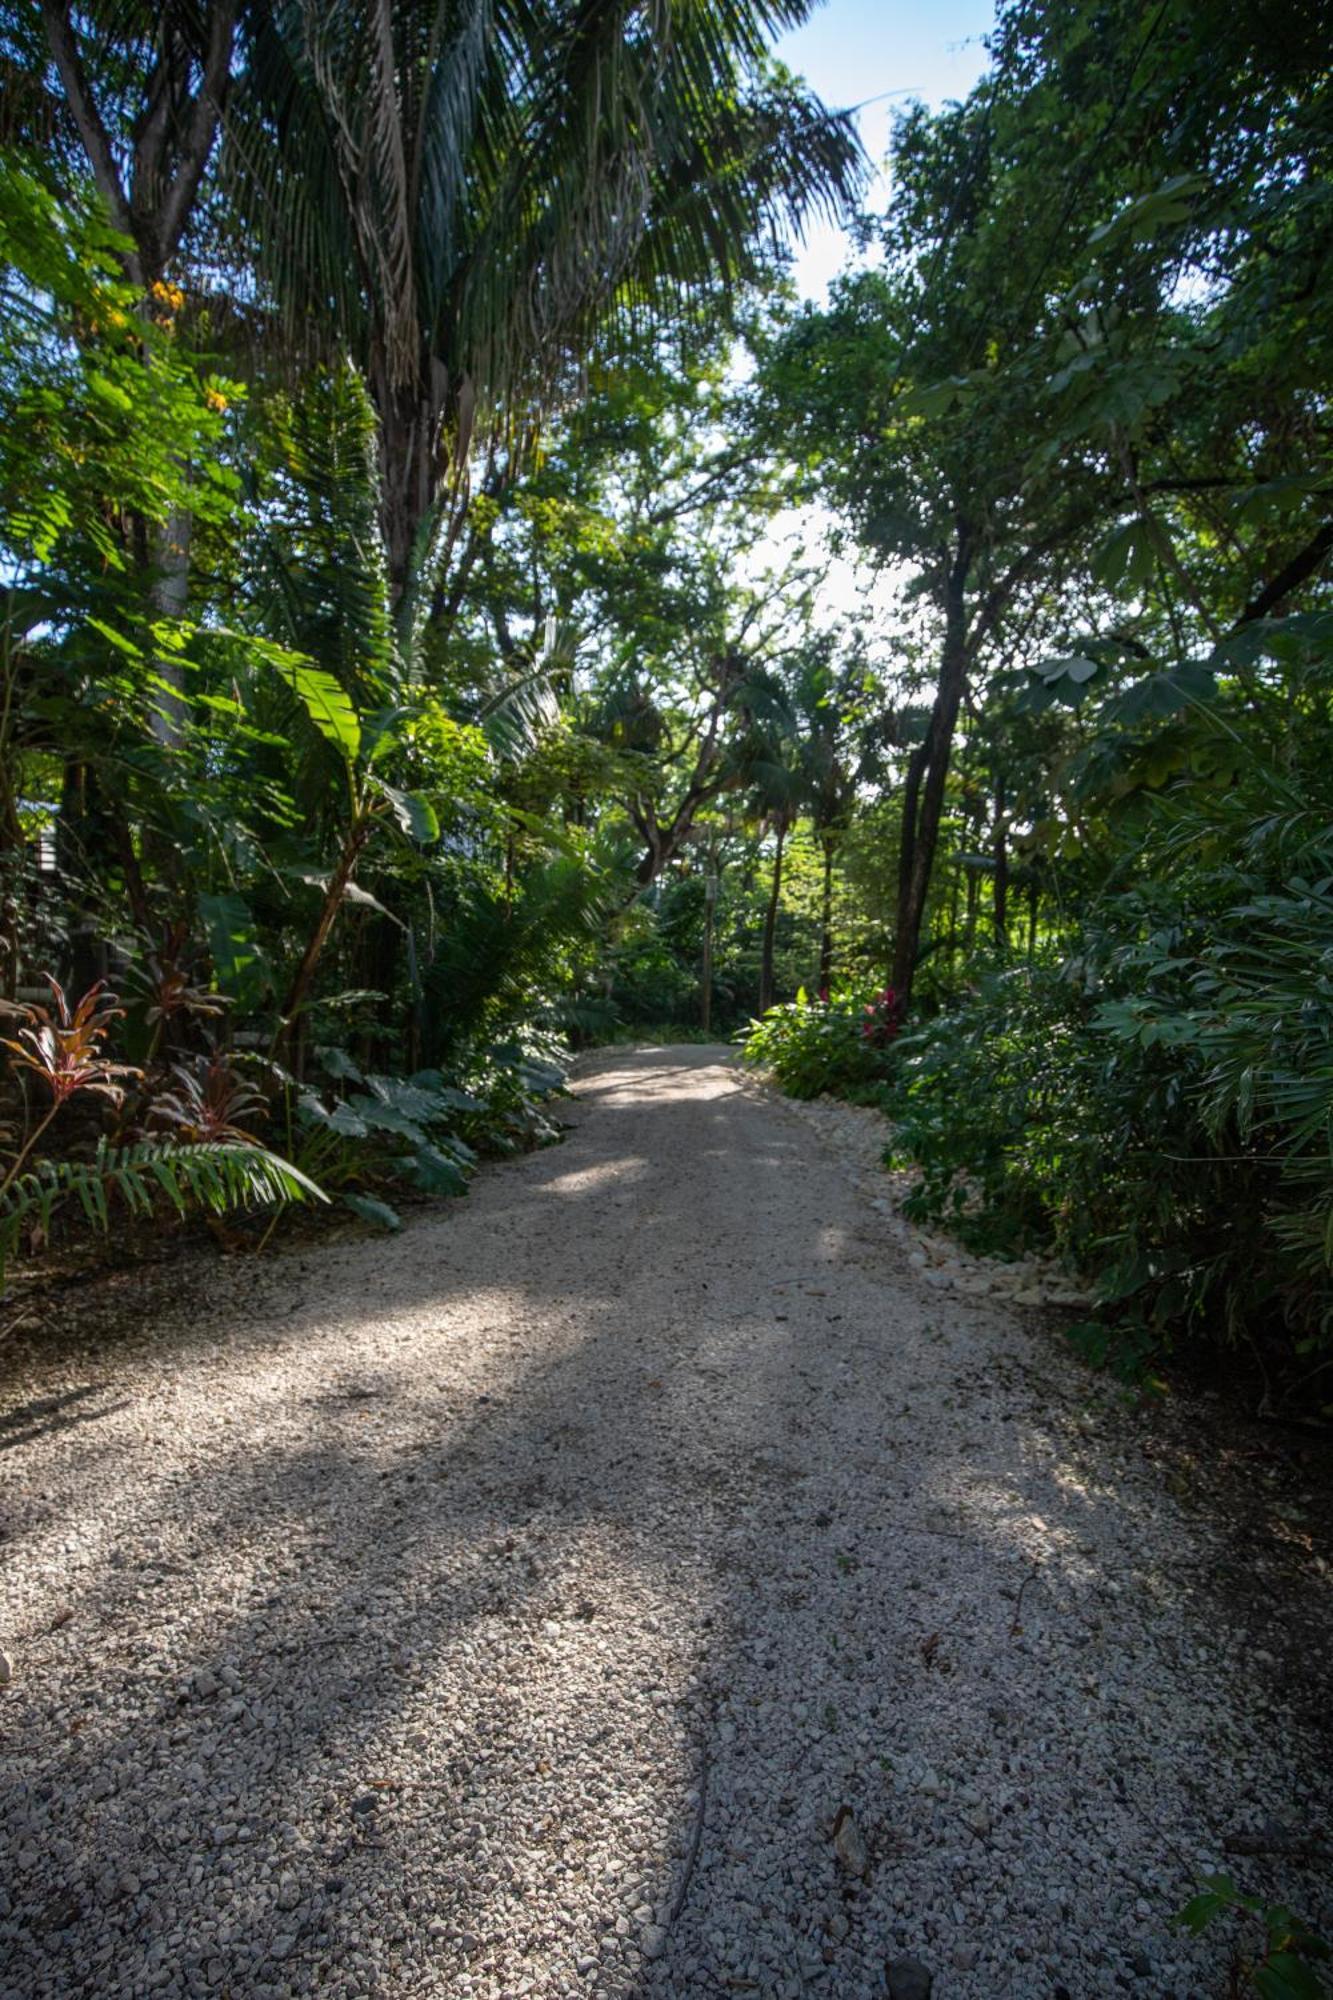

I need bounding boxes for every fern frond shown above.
[0,1138,327,1284]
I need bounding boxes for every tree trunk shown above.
[376,375,450,607]
[891,549,971,1011]
[758,817,787,1013]
[993,777,1008,947]
[1027,876,1039,960]
[818,834,836,990]
[946,855,961,969]
[893,735,930,990]
[56,759,108,993]
[274,817,372,1053]
[701,884,715,1035]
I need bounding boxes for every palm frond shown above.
[423,851,608,1063]
[473,616,574,759]
[221,0,864,545]
[261,363,399,686]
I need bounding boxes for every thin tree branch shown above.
[1231,519,1333,631]
[157,0,237,269]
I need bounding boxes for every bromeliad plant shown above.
[861,986,903,1050]
[0,978,323,1288]
[149,1055,271,1145]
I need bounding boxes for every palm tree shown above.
[224,0,862,600]
[26,1,861,685]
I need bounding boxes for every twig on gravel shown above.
[668,1734,711,1927]
[1010,1561,1041,1637]
[1224,1831,1333,1861]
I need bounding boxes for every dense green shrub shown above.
[886,962,1094,1256]
[740,990,897,1099]
[293,1036,568,1231]
[884,897,1333,1402]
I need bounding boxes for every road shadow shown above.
[1,1046,1330,2000]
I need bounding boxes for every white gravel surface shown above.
[1,1045,1330,2000]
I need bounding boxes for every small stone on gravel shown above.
[887,1957,934,2000]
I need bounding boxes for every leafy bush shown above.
[0,1137,323,1284]
[887,961,1091,1258]
[883,895,1333,1403]
[422,856,605,1068]
[455,1036,568,1156]
[740,989,896,1099]
[293,1036,568,1231]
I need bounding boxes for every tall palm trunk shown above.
[375,376,452,607]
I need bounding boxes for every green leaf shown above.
[349,1101,430,1145]
[287,870,402,925]
[898,374,971,418]
[1093,519,1156,592]
[396,1144,468,1194]
[1033,655,1102,698]
[381,784,440,844]
[198,891,267,1009]
[278,659,361,761]
[298,1094,371,1139]
[1252,1957,1330,2000]
[87,370,134,413]
[86,616,144,660]
[1088,175,1205,249]
[342,1193,402,1231]
[314,1046,366,1084]
[1174,1877,1239,1933]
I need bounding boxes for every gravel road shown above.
[2,1046,1330,2000]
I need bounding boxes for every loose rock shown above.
[887,1957,934,2000]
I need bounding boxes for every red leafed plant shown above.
[1,978,140,1108]
[128,924,231,1059]
[0,978,142,1194]
[0,981,324,1290]
[149,1055,268,1145]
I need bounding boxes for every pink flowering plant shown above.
[861,986,902,1050]
[740,984,903,1099]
